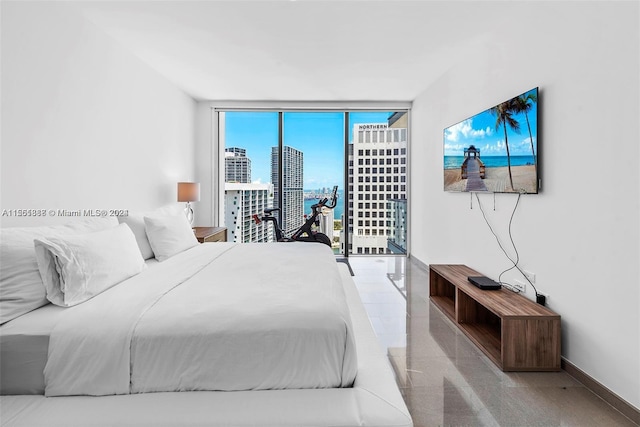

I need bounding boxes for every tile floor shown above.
[348,256,638,427]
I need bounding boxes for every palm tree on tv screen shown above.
[514,92,538,175]
[490,100,520,191]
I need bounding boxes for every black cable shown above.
[474,192,540,297]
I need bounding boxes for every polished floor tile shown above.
[348,256,638,427]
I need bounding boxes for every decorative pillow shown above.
[0,217,118,324]
[144,214,198,262]
[34,223,146,307]
[118,205,183,260]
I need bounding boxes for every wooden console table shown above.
[429,264,561,371]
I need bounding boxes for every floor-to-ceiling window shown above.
[219,112,279,244]
[347,112,408,255]
[216,108,409,256]
[282,112,345,249]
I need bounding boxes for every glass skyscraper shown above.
[271,146,304,236]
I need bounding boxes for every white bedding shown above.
[0,263,413,427]
[0,258,162,396]
[44,242,357,396]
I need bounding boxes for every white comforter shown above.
[44,243,357,396]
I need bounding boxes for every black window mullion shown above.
[343,112,350,258]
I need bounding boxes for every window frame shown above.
[211,102,411,256]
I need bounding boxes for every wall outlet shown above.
[513,279,527,293]
[536,290,550,306]
[523,270,536,283]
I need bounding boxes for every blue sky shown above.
[443,88,538,157]
[223,111,392,189]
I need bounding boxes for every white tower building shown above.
[347,121,407,255]
[225,147,251,183]
[224,183,274,243]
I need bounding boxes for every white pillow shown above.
[118,205,184,260]
[0,217,118,323]
[117,214,154,260]
[34,223,146,307]
[144,214,198,262]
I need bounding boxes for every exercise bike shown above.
[252,185,338,247]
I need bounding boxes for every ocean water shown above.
[304,191,344,220]
[444,155,536,169]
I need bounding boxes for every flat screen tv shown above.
[444,87,539,194]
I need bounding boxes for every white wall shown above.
[1,2,196,227]
[410,1,639,409]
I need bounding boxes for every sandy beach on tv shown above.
[444,165,537,193]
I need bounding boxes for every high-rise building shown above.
[224,148,273,242]
[318,207,335,245]
[387,198,407,254]
[346,115,408,255]
[225,147,251,183]
[271,146,304,235]
[224,183,274,243]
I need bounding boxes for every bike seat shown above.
[264,208,280,214]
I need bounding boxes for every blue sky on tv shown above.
[444,88,538,157]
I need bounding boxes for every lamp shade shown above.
[177,182,200,202]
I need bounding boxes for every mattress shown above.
[0,258,159,395]
[0,263,413,427]
[3,243,357,397]
[0,305,63,394]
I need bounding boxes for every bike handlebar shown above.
[311,189,337,211]
[324,185,338,209]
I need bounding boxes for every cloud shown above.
[483,141,505,154]
[445,119,493,142]
[472,127,494,138]
[444,120,471,142]
[482,136,536,156]
[518,136,535,148]
[444,143,466,152]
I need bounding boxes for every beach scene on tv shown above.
[444,88,538,194]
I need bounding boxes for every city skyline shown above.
[221,110,408,255]
[223,111,393,188]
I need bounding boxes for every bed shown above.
[0,215,412,426]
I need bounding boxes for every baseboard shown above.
[407,254,429,271]
[561,358,640,425]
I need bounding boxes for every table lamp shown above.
[177,182,200,225]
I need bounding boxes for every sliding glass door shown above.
[217,109,408,256]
